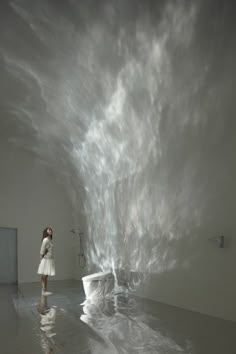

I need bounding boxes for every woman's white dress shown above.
[37,237,55,276]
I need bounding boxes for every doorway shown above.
[0,227,17,284]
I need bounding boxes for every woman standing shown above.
[38,227,55,295]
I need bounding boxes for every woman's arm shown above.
[40,238,49,257]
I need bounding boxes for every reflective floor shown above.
[1,280,236,353]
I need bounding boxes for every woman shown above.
[38,227,55,295]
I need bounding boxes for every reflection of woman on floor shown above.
[38,294,56,351]
[37,227,55,295]
[37,293,48,315]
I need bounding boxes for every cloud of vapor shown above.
[1,0,206,283]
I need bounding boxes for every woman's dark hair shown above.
[42,227,53,241]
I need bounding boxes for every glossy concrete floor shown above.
[1,280,236,354]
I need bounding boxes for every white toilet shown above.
[82,271,114,299]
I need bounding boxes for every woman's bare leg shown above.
[45,275,48,291]
[41,275,46,291]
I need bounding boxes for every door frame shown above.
[0,226,18,284]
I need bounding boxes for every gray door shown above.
[0,227,17,284]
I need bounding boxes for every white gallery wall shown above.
[0,140,75,283]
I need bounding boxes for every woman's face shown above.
[47,228,53,236]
